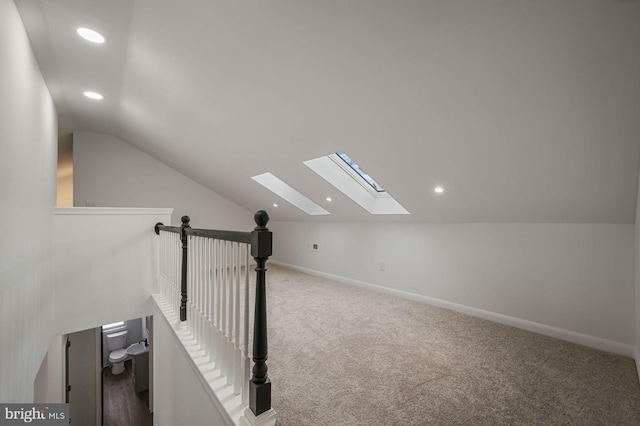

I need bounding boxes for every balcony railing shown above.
[154,211,275,425]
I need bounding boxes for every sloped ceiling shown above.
[16,0,640,223]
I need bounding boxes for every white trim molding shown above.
[272,261,636,358]
[239,408,277,426]
[55,207,174,215]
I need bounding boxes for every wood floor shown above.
[103,360,152,426]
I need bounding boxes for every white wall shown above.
[73,131,254,230]
[0,0,57,402]
[33,335,66,404]
[153,305,231,426]
[271,221,635,352]
[54,208,172,335]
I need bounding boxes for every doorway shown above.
[101,317,153,426]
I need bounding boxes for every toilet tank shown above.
[106,330,128,351]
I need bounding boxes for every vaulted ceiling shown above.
[16,0,640,223]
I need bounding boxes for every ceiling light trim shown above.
[83,91,104,100]
[76,27,106,44]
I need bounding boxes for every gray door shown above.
[67,328,101,425]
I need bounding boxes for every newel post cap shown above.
[254,210,270,229]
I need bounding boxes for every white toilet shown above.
[106,330,128,375]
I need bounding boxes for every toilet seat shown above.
[109,349,127,362]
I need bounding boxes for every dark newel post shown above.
[180,215,191,322]
[249,210,273,416]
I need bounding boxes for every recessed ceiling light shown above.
[83,91,103,100]
[326,197,332,202]
[434,186,445,194]
[273,203,278,208]
[77,27,105,44]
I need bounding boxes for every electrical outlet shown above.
[308,243,319,252]
[378,261,385,271]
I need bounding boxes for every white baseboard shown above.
[271,261,636,358]
[239,408,277,426]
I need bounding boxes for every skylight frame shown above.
[335,151,385,193]
[304,153,409,215]
[251,172,330,216]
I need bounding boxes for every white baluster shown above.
[195,236,199,333]
[223,240,230,378]
[242,243,250,405]
[200,237,206,348]
[159,233,162,277]
[233,242,242,395]
[213,238,218,363]
[210,238,217,364]
[223,239,230,374]
[166,232,170,309]
[195,237,203,347]
[193,236,197,336]
[166,232,170,308]
[161,232,165,296]
[228,240,235,382]
[216,239,223,367]
[203,237,209,358]
[208,238,215,361]
[228,242,237,389]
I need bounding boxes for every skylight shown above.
[304,152,409,215]
[251,172,330,215]
[336,151,384,192]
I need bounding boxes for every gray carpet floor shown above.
[265,265,640,425]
